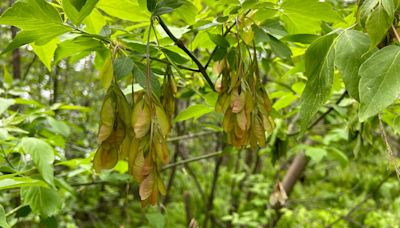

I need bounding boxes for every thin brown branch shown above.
[203,154,224,228]
[167,131,217,142]
[157,17,215,91]
[378,114,400,178]
[150,57,201,72]
[392,25,400,43]
[204,10,251,70]
[288,92,347,136]
[162,151,223,170]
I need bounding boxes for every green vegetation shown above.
[1,0,400,227]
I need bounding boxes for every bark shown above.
[10,0,21,80]
[269,151,310,227]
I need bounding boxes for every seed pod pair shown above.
[94,84,131,172]
[215,48,275,148]
[129,93,171,205]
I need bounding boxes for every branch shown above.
[70,181,108,187]
[204,10,251,69]
[288,92,347,136]
[22,55,37,80]
[167,131,217,142]
[157,17,215,91]
[162,151,223,170]
[378,114,400,178]
[203,154,224,228]
[150,57,201,72]
[392,25,400,43]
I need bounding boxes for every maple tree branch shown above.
[157,17,215,91]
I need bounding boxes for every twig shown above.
[22,55,37,80]
[392,25,400,43]
[269,79,297,94]
[70,181,108,187]
[162,151,179,206]
[288,92,347,136]
[378,114,400,179]
[203,10,251,69]
[203,154,224,228]
[1,145,14,169]
[167,131,217,142]
[5,204,24,217]
[150,57,201,72]
[162,151,223,170]
[157,17,215,91]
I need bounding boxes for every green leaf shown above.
[174,1,198,24]
[133,62,161,97]
[299,33,337,131]
[365,4,393,48]
[174,104,214,122]
[161,48,189,64]
[0,177,48,190]
[3,66,13,86]
[31,38,59,72]
[54,36,105,63]
[83,8,106,34]
[0,205,10,228]
[97,0,150,22]
[305,147,327,163]
[145,212,165,228]
[113,56,134,80]
[0,0,72,53]
[279,0,342,34]
[268,35,292,59]
[20,138,55,185]
[147,0,157,12]
[100,56,113,89]
[208,33,230,48]
[62,0,99,25]
[335,30,370,101]
[21,186,62,216]
[359,45,400,121]
[359,0,379,27]
[152,7,173,16]
[0,98,15,115]
[328,148,349,168]
[47,117,71,137]
[382,0,396,16]
[281,34,319,44]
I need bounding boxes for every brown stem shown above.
[183,191,192,226]
[162,151,223,170]
[10,0,21,80]
[203,149,224,228]
[288,92,347,136]
[157,17,215,91]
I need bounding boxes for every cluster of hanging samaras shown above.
[215,47,275,148]
[93,46,275,205]
[93,72,176,206]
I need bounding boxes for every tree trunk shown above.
[10,0,21,80]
